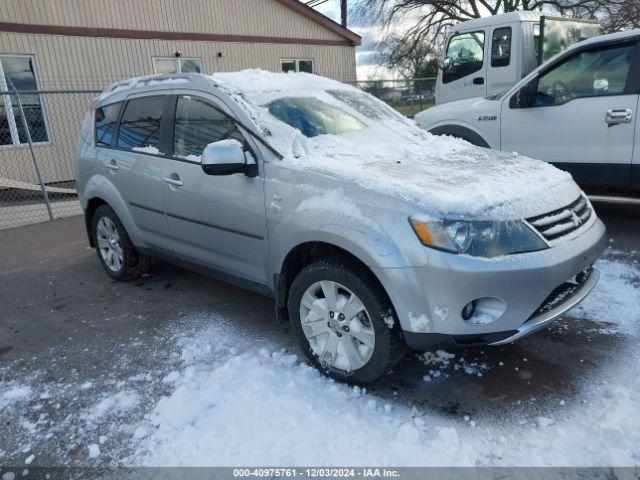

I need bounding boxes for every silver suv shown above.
[75,71,606,383]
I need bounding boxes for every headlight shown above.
[409,216,548,258]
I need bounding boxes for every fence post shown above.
[8,80,54,221]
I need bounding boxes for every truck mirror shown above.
[510,77,537,109]
[440,57,454,72]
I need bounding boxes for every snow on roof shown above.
[96,69,580,220]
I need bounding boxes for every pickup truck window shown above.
[491,28,512,67]
[443,31,485,84]
[535,43,634,106]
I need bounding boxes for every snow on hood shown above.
[210,70,579,220]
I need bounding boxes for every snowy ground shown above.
[1,245,639,468]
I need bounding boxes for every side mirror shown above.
[509,77,537,109]
[201,140,257,177]
[440,57,454,72]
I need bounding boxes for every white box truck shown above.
[436,11,600,105]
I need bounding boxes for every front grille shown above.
[526,196,592,241]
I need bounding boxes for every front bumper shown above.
[372,217,606,349]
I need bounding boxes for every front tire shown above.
[288,256,406,384]
[92,205,150,281]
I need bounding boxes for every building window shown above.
[153,57,203,74]
[0,55,49,146]
[281,59,315,74]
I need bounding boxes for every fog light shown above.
[462,301,476,320]
[461,297,506,325]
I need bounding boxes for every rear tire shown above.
[287,256,406,384]
[92,204,150,281]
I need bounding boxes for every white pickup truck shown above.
[435,11,600,105]
[417,29,640,195]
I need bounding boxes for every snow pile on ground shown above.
[572,257,640,333]
[2,256,638,468]
[131,256,640,467]
[133,347,477,467]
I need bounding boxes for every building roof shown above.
[276,0,362,45]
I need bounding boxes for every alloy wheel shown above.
[96,217,124,272]
[299,280,375,372]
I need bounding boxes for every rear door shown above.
[501,39,639,191]
[437,29,488,104]
[161,94,268,285]
[97,94,173,251]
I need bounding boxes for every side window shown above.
[491,27,512,67]
[95,102,121,146]
[173,96,247,161]
[443,31,485,84]
[535,43,634,106]
[116,96,165,154]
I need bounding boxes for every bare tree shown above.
[378,33,439,78]
[354,0,629,48]
[575,0,640,32]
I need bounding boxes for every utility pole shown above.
[341,0,347,27]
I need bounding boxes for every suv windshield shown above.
[267,97,366,138]
[326,89,399,120]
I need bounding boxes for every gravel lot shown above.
[0,203,638,468]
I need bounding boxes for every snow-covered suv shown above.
[75,70,605,383]
[416,29,640,195]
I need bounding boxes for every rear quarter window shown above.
[95,102,122,146]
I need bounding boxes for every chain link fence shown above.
[0,85,103,230]
[350,77,437,117]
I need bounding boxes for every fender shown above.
[269,223,419,283]
[429,124,491,148]
[81,174,146,248]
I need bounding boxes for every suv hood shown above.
[287,130,580,221]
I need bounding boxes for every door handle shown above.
[473,77,484,85]
[606,108,632,125]
[104,159,119,171]
[163,175,184,187]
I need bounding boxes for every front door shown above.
[161,94,268,285]
[501,40,639,190]
[437,29,488,104]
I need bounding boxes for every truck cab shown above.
[437,11,600,105]
[417,29,640,195]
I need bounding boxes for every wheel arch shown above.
[429,124,491,148]
[274,241,393,324]
[81,174,144,249]
[84,197,108,247]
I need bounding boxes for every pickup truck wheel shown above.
[288,256,406,384]
[92,205,150,281]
